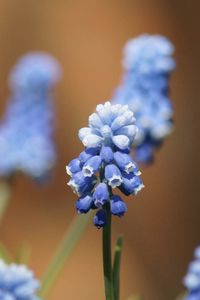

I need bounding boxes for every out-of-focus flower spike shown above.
[0,52,61,180]
[112,34,175,164]
[0,259,40,300]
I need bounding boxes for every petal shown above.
[78,127,92,141]
[96,102,112,125]
[82,134,102,148]
[110,195,127,217]
[115,125,138,142]
[93,209,107,228]
[112,135,130,150]
[89,113,104,129]
[111,111,135,131]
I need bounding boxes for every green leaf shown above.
[39,212,92,299]
[0,242,13,263]
[15,242,32,265]
[0,181,11,223]
[113,235,123,300]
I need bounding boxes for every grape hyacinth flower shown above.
[0,259,40,300]
[183,246,200,300]
[67,101,144,228]
[112,34,175,163]
[0,52,61,179]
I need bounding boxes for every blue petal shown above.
[68,171,96,196]
[100,146,114,163]
[105,164,122,188]
[79,148,100,165]
[93,209,107,228]
[110,195,127,217]
[66,158,81,175]
[120,173,144,196]
[93,183,109,207]
[114,151,140,174]
[83,155,102,177]
[76,195,94,213]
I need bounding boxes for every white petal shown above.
[96,101,112,125]
[115,125,138,142]
[111,111,135,131]
[89,113,103,129]
[78,127,92,141]
[112,135,130,150]
[82,134,102,148]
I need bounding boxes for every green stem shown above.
[0,181,11,223]
[39,212,92,299]
[113,235,123,300]
[102,204,114,300]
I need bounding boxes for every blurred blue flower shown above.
[0,259,40,300]
[112,34,175,163]
[67,102,144,228]
[183,246,200,300]
[0,52,61,179]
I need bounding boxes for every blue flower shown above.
[76,195,94,213]
[67,171,96,197]
[67,102,144,227]
[110,195,127,217]
[100,146,114,164]
[104,164,123,188]
[113,151,140,175]
[66,158,81,176]
[83,156,102,177]
[93,183,109,207]
[183,246,200,300]
[122,34,175,74]
[0,259,40,300]
[119,172,144,196]
[112,34,175,164]
[0,52,61,180]
[93,209,107,228]
[78,101,138,150]
[79,148,100,165]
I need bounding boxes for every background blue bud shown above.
[0,52,61,179]
[0,260,40,300]
[112,34,175,164]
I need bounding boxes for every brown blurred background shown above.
[0,0,200,299]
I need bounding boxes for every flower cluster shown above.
[183,246,200,300]
[0,52,61,180]
[66,101,144,228]
[0,259,40,300]
[112,34,175,163]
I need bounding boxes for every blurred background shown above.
[0,0,199,299]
